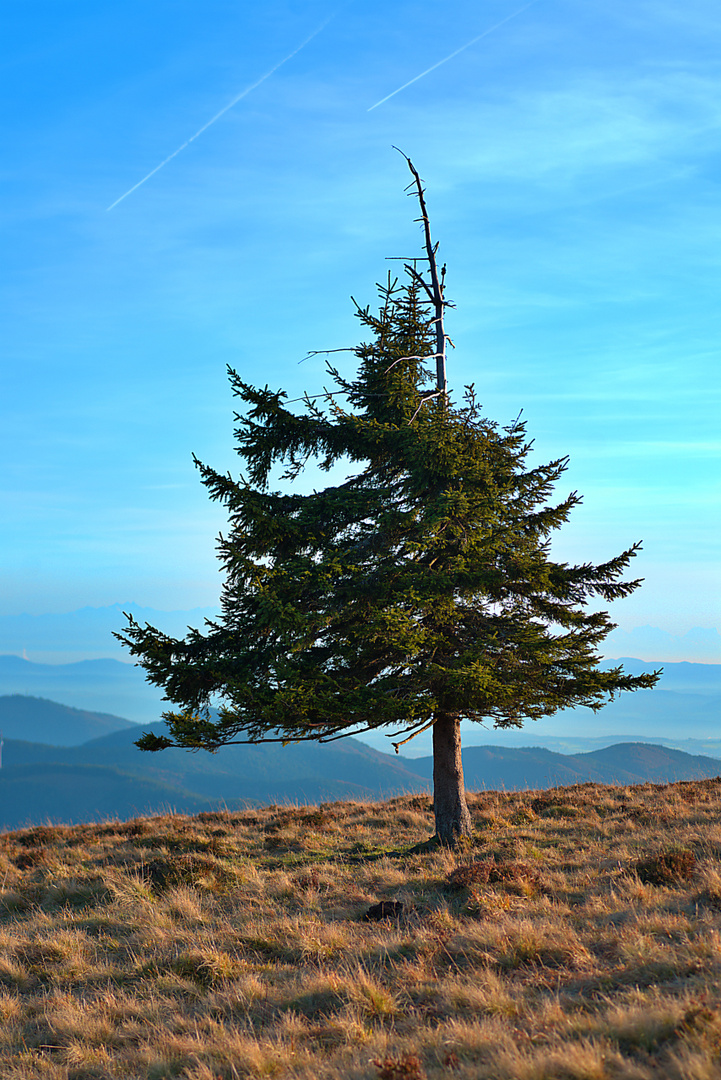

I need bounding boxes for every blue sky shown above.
[2,0,719,654]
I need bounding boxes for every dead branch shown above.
[394,148,449,396]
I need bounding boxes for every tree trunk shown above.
[432,712,472,845]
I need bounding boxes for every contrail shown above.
[107,16,334,211]
[368,0,540,112]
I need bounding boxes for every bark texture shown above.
[432,712,472,845]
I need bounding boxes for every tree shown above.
[117,158,660,845]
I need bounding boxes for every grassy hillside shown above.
[2,779,721,1077]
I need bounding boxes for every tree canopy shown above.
[117,161,659,843]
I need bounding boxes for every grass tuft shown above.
[447,858,544,893]
[636,847,697,885]
[373,1053,426,1079]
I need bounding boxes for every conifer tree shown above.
[117,159,659,845]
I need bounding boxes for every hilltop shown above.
[2,778,721,1077]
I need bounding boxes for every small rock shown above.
[364,900,404,921]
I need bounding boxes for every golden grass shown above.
[2,778,721,1077]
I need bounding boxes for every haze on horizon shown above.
[2,1,719,649]
[0,605,719,667]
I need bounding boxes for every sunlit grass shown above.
[1,779,721,1076]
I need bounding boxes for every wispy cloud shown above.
[367,0,540,112]
[107,14,335,211]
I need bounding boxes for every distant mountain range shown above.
[1,654,720,754]
[1,605,716,832]
[0,655,167,724]
[0,604,717,664]
[603,625,721,663]
[2,696,721,832]
[1,720,430,831]
[0,652,716,738]
[357,657,721,756]
[0,695,136,745]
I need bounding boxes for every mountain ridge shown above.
[0,695,137,746]
[3,719,721,832]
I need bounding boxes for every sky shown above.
[2,0,719,656]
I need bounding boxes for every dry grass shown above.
[2,779,721,1077]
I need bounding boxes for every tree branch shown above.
[390,717,436,753]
